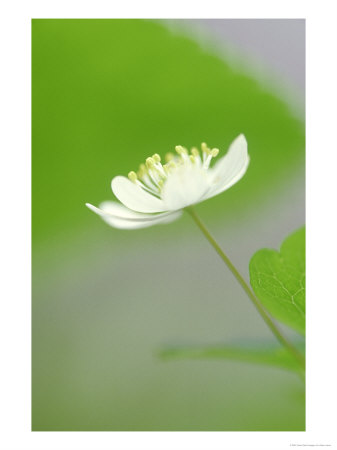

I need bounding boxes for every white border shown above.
[1,1,336,449]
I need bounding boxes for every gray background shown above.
[172,19,305,108]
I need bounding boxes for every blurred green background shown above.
[32,19,305,431]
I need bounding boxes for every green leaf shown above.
[249,227,305,334]
[159,341,304,372]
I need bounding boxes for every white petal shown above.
[202,134,249,200]
[161,164,210,211]
[111,176,167,213]
[86,202,181,229]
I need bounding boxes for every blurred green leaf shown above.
[249,227,305,334]
[159,340,304,372]
[32,19,304,244]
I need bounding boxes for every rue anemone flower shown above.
[85,136,306,372]
[86,134,249,229]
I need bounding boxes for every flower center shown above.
[127,143,219,197]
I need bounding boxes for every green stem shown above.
[186,206,305,371]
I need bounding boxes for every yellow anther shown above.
[201,142,209,154]
[189,155,196,164]
[211,148,219,157]
[175,145,187,155]
[191,147,200,157]
[128,171,138,182]
[137,163,146,178]
[158,179,164,188]
[146,157,155,168]
[152,153,161,163]
[165,152,174,162]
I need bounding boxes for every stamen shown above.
[138,163,146,175]
[128,140,219,197]
[148,168,162,187]
[201,142,210,154]
[175,145,189,164]
[136,180,160,196]
[141,173,158,191]
[128,168,160,195]
[163,164,169,174]
[128,171,138,183]
[203,155,211,169]
[152,153,161,163]
[175,145,187,155]
[154,164,166,177]
[203,148,219,170]
[163,160,176,174]
[146,157,155,168]
[137,165,146,180]
[191,147,201,166]
[165,152,175,162]
[201,142,210,164]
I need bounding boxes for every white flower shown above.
[86,134,249,229]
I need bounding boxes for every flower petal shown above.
[86,201,181,229]
[203,134,249,200]
[161,164,210,210]
[111,176,167,213]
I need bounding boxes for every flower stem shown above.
[186,206,305,371]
